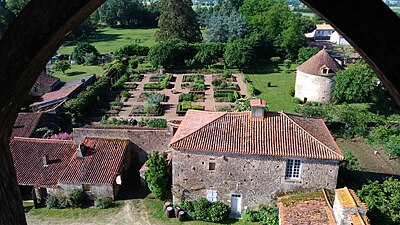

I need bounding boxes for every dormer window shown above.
[320,65,332,74]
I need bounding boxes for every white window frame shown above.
[206,189,217,202]
[285,159,302,179]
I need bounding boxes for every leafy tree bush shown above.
[115,44,149,57]
[206,10,249,43]
[192,43,225,67]
[270,56,281,64]
[69,189,88,208]
[333,60,389,104]
[234,97,251,112]
[53,59,71,74]
[149,39,194,69]
[46,195,60,209]
[180,198,229,223]
[146,118,167,128]
[156,0,202,43]
[296,46,319,64]
[288,86,295,97]
[95,197,113,209]
[144,151,170,200]
[358,178,400,225]
[83,52,98,65]
[5,0,28,15]
[242,209,263,222]
[224,38,254,71]
[283,59,291,70]
[340,150,363,171]
[72,42,99,65]
[104,60,127,75]
[247,84,255,96]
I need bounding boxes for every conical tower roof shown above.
[297,49,342,76]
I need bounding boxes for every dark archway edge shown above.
[0,0,400,224]
[0,1,105,224]
[301,0,400,106]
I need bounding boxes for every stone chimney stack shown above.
[77,143,86,158]
[250,99,266,118]
[43,154,48,167]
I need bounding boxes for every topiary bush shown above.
[69,189,88,208]
[95,197,114,209]
[289,86,295,97]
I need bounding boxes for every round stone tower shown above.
[295,49,342,103]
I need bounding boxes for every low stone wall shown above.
[73,126,173,166]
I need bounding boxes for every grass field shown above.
[300,12,316,18]
[58,28,158,55]
[52,64,104,82]
[247,64,298,114]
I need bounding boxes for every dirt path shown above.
[337,138,400,175]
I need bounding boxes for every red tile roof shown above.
[10,137,75,186]
[30,83,82,107]
[36,73,60,87]
[250,99,266,106]
[170,110,344,161]
[12,112,43,138]
[297,49,342,76]
[59,137,129,185]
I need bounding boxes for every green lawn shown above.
[247,64,298,114]
[24,201,123,220]
[58,27,158,55]
[52,64,104,82]
[301,12,316,18]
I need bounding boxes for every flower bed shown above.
[179,92,205,102]
[176,101,204,115]
[130,105,162,116]
[214,90,241,102]
[137,92,166,102]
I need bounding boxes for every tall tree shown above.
[144,151,170,200]
[224,38,254,71]
[333,60,389,104]
[97,0,147,28]
[206,10,248,43]
[156,0,202,43]
[0,1,13,38]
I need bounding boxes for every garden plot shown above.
[181,74,206,91]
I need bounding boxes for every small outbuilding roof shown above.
[10,137,75,186]
[297,49,342,76]
[170,110,344,161]
[12,112,43,138]
[316,24,334,30]
[36,73,60,87]
[59,137,129,185]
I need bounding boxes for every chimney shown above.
[250,99,266,118]
[43,154,48,167]
[77,143,86,158]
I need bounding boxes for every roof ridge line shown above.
[169,111,227,146]
[281,113,343,160]
[12,136,73,143]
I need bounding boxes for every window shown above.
[285,159,301,179]
[207,190,217,202]
[209,162,216,170]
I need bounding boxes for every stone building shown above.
[10,136,132,203]
[31,72,62,97]
[170,100,344,216]
[295,49,342,103]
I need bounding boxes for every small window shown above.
[209,162,216,170]
[285,159,302,179]
[206,190,217,202]
[82,184,91,191]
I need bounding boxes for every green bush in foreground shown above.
[242,206,279,225]
[180,198,229,223]
[95,197,114,209]
[69,189,88,208]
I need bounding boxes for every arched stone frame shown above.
[0,0,399,224]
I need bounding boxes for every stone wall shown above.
[172,149,339,210]
[295,71,335,103]
[73,127,173,167]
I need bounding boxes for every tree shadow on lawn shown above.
[66,71,86,76]
[73,32,122,44]
[243,63,280,74]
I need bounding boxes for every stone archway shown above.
[0,0,400,224]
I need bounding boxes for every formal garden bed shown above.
[216,70,236,82]
[179,92,205,102]
[212,79,240,91]
[215,105,234,112]
[214,90,241,102]
[181,74,206,91]
[130,92,164,116]
[137,92,167,102]
[149,74,169,82]
[176,101,204,115]
[129,73,143,82]
[144,74,173,90]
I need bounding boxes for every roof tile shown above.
[297,49,342,76]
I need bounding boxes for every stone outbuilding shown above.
[10,136,132,204]
[295,49,342,103]
[31,72,62,97]
[170,101,344,216]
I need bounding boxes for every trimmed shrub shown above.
[69,189,88,208]
[95,197,113,209]
[180,199,229,223]
[289,86,295,97]
[147,118,167,128]
[242,210,262,222]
